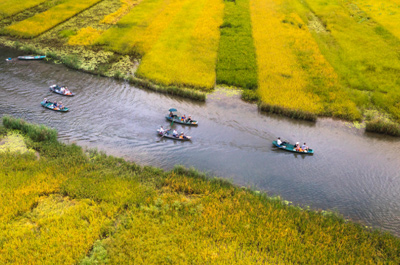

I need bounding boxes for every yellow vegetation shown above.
[136,0,224,89]
[0,0,46,19]
[100,0,139,25]
[68,27,103,46]
[4,0,102,38]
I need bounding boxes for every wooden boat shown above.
[157,129,191,141]
[41,101,69,112]
[18,55,46,60]
[49,85,74,96]
[272,141,314,154]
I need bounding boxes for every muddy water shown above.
[1,47,399,236]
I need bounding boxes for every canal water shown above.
[1,47,399,236]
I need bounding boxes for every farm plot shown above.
[250,0,324,115]
[0,0,47,20]
[97,0,178,55]
[304,0,400,120]
[136,0,224,90]
[4,0,102,38]
[216,0,258,90]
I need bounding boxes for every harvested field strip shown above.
[216,0,258,90]
[4,0,102,38]
[250,0,323,114]
[136,0,224,90]
[304,0,400,120]
[0,0,47,19]
[96,0,169,54]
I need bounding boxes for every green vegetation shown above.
[216,0,257,90]
[1,118,400,263]
[366,119,400,137]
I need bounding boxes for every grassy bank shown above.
[1,116,400,264]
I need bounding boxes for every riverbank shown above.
[1,116,400,264]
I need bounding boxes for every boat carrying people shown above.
[157,127,191,141]
[273,138,314,154]
[49,84,74,96]
[41,98,69,112]
[165,108,198,125]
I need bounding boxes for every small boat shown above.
[166,108,198,125]
[272,141,314,154]
[157,129,191,141]
[41,101,69,112]
[18,55,46,60]
[49,85,74,96]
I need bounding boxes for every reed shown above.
[366,119,400,137]
[2,115,57,142]
[258,102,317,122]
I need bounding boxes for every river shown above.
[1,46,399,236]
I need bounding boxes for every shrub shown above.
[366,119,400,137]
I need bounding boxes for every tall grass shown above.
[1,120,400,263]
[0,0,47,20]
[4,0,102,38]
[2,116,57,142]
[100,0,138,25]
[366,119,400,137]
[136,0,224,90]
[216,0,258,90]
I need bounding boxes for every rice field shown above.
[1,0,400,123]
[3,0,102,38]
[136,0,224,89]
[216,0,258,90]
[0,0,47,20]
[1,118,400,264]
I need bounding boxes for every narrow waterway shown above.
[1,47,399,236]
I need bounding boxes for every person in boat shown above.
[301,142,309,152]
[276,137,287,146]
[186,115,192,123]
[294,142,300,151]
[58,102,64,110]
[173,129,178,137]
[60,86,65,94]
[44,98,49,104]
[65,87,72,95]
[179,132,188,139]
[159,126,165,135]
[169,111,175,118]
[181,114,186,122]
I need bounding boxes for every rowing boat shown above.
[49,85,74,96]
[41,101,69,112]
[165,116,198,125]
[18,55,46,60]
[272,141,314,154]
[157,129,191,141]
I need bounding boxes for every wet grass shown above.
[1,118,400,263]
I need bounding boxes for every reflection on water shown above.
[1,46,400,236]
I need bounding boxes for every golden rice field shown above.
[4,0,102,38]
[1,118,400,263]
[1,0,400,124]
[0,0,46,19]
[136,0,224,89]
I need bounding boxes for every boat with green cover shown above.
[18,55,46,60]
[272,141,314,154]
[41,101,69,112]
